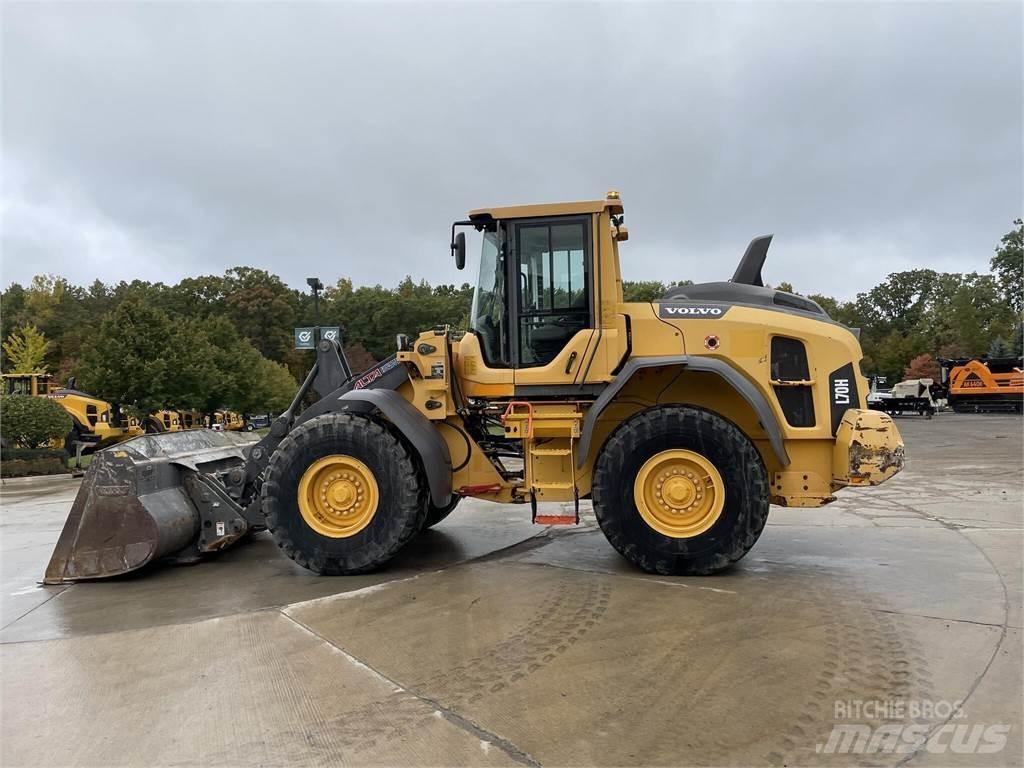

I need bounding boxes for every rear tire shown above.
[592,405,769,576]
[261,413,427,575]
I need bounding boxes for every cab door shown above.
[510,217,598,390]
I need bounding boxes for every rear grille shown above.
[771,336,815,427]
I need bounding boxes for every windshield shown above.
[470,230,506,365]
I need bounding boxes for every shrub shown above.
[0,395,73,449]
[0,447,70,477]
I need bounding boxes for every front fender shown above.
[337,389,453,507]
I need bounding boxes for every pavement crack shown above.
[277,609,543,768]
[0,585,70,634]
[519,559,738,594]
[889,502,1014,766]
[866,607,1006,629]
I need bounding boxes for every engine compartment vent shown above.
[771,336,815,427]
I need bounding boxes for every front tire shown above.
[592,405,769,576]
[63,425,81,456]
[422,496,460,530]
[262,413,427,575]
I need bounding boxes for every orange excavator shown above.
[939,357,1023,413]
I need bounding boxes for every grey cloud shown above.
[2,1,1020,299]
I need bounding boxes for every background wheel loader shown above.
[44,191,905,584]
[3,372,145,453]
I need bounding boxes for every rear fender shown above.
[577,355,790,469]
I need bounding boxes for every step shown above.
[534,514,578,525]
[533,481,575,490]
[530,447,572,457]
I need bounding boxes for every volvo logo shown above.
[659,305,726,318]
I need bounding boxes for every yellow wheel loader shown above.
[3,373,144,452]
[145,409,184,433]
[44,192,904,584]
[212,409,246,431]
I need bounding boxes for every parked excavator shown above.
[45,191,905,584]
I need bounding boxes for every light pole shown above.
[306,277,324,344]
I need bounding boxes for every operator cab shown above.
[470,216,590,368]
[453,195,623,372]
[2,373,55,396]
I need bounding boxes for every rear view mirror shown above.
[453,232,466,270]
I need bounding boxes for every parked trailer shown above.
[868,377,938,419]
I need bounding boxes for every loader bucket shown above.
[44,430,257,584]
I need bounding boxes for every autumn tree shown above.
[2,326,50,373]
[904,353,940,381]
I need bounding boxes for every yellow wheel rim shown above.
[633,449,725,538]
[297,455,379,538]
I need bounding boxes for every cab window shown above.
[515,219,590,367]
[470,230,508,367]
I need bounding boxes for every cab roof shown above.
[469,191,624,222]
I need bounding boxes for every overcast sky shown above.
[2,2,1021,300]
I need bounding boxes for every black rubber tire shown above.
[592,405,770,576]
[63,425,81,456]
[422,496,460,530]
[261,413,428,575]
[143,416,165,434]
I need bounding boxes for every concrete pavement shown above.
[1,414,1020,766]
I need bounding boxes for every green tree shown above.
[243,357,298,413]
[991,218,1023,314]
[76,298,215,415]
[872,330,919,383]
[989,336,1011,358]
[197,315,297,413]
[2,325,51,373]
[0,394,72,448]
[222,267,299,362]
[622,281,668,302]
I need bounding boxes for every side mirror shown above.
[453,232,466,270]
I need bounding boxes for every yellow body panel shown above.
[45,387,139,447]
[400,191,903,512]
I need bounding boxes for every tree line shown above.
[1,220,1020,414]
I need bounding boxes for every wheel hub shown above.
[634,449,724,538]
[298,455,379,538]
